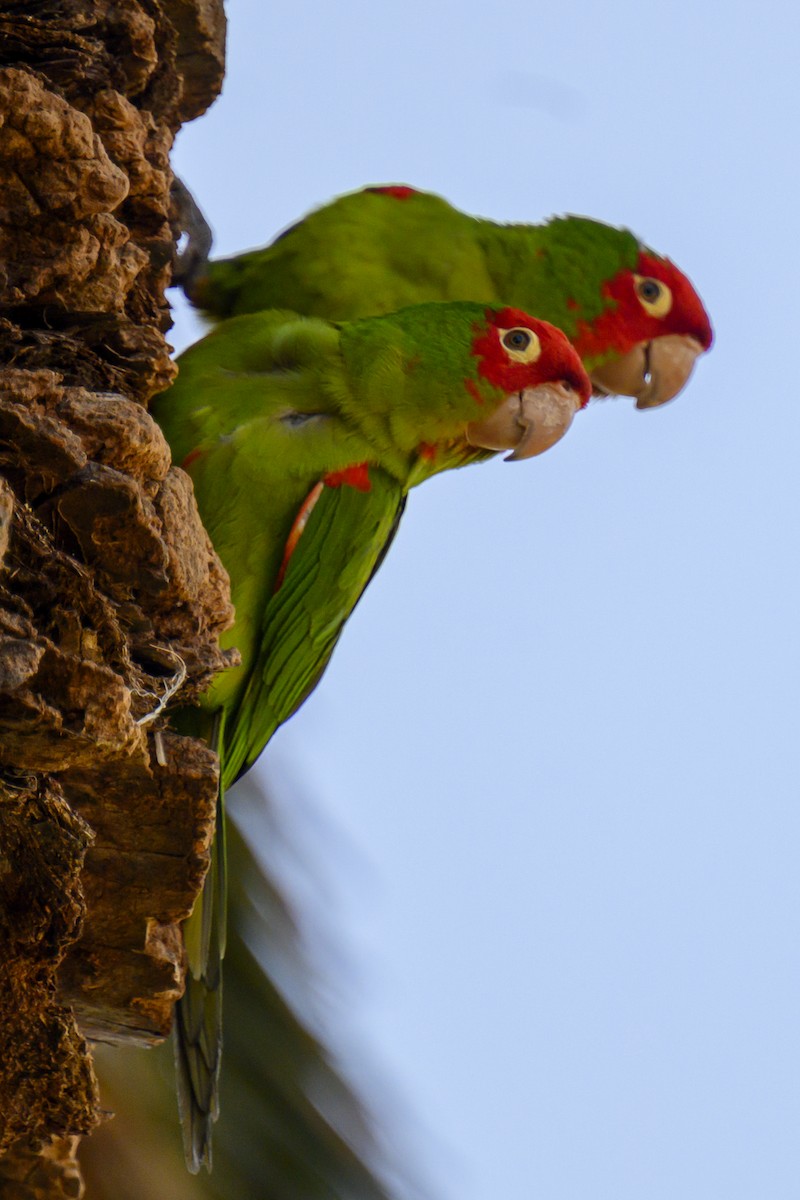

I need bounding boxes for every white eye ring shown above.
[499,327,542,364]
[633,274,673,319]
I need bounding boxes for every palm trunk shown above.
[0,3,226,1192]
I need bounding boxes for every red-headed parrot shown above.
[187,184,713,409]
[151,301,592,1171]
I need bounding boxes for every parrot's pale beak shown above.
[465,382,581,461]
[591,333,705,409]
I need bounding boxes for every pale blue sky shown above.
[171,2,800,1196]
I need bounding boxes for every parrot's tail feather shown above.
[174,972,222,1172]
[174,711,227,1172]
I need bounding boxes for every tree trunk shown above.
[0,2,227,1191]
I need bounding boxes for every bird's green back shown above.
[194,187,642,348]
[194,189,496,320]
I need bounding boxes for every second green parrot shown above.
[187,183,713,409]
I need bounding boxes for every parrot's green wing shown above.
[226,474,405,784]
[190,183,712,407]
[193,187,493,322]
[175,474,405,1171]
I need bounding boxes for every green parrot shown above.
[151,301,592,1172]
[186,183,713,409]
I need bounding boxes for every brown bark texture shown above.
[0,0,227,1188]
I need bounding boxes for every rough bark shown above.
[0,0,228,1188]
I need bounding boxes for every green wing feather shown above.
[173,474,404,1169]
[225,474,405,784]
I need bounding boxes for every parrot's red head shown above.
[473,307,592,405]
[574,252,713,410]
[464,307,591,461]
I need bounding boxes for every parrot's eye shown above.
[499,327,542,364]
[633,275,673,319]
[504,329,531,350]
[280,409,325,427]
[638,279,660,302]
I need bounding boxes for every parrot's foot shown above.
[171,176,214,298]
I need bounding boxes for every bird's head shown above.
[464,306,592,460]
[575,249,713,409]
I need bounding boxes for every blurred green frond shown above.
[81,781,406,1200]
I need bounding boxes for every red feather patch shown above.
[323,463,372,491]
[465,378,484,406]
[275,464,371,592]
[470,307,591,408]
[181,446,205,471]
[573,252,713,359]
[366,185,418,201]
[275,481,324,591]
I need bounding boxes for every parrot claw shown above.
[591,334,705,408]
[171,176,214,295]
[466,382,581,461]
